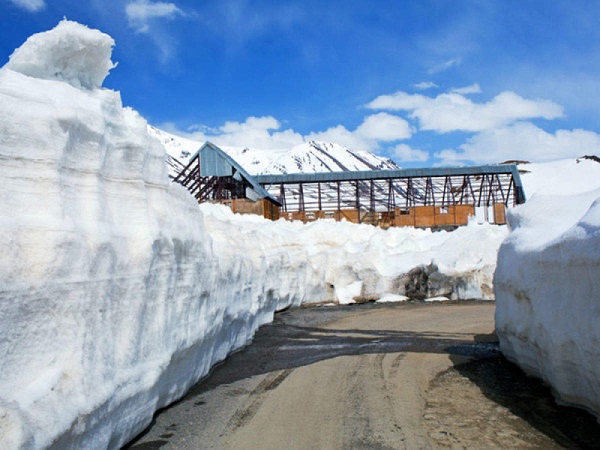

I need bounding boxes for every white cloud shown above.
[306,125,365,149]
[215,2,303,43]
[126,0,184,32]
[427,57,461,74]
[413,81,438,91]
[8,0,44,12]
[367,91,428,111]
[167,113,411,154]
[392,144,429,163]
[450,83,481,94]
[367,90,564,133]
[306,113,412,151]
[152,33,179,64]
[356,113,413,141]
[436,122,600,164]
[178,116,304,152]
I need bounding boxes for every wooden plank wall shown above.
[219,199,280,220]
[218,201,506,227]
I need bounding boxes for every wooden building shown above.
[171,142,525,228]
[255,165,525,228]
[171,142,280,220]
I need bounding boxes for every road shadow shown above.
[183,302,499,399]
[447,346,600,449]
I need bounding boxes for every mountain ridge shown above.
[148,125,400,177]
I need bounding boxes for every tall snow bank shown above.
[519,158,600,198]
[0,21,508,450]
[495,189,600,418]
[4,20,115,90]
[0,21,301,449]
[201,205,507,304]
[0,23,215,449]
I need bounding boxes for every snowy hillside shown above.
[147,125,204,178]
[147,125,200,161]
[148,125,399,176]
[264,141,399,174]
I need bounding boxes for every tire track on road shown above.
[222,369,293,434]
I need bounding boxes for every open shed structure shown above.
[171,142,525,228]
[255,165,525,228]
[171,142,281,220]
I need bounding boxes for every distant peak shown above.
[580,155,600,164]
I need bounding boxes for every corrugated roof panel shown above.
[194,142,281,205]
[200,148,233,177]
[254,165,522,184]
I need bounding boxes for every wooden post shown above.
[370,179,375,212]
[299,182,305,211]
[318,182,322,210]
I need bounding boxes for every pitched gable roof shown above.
[192,142,280,205]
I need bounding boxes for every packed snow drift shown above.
[0,21,509,449]
[495,161,600,418]
[4,19,115,90]
[518,157,600,198]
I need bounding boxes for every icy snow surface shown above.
[4,20,115,90]
[201,204,505,305]
[495,161,600,418]
[518,158,600,198]
[0,21,508,450]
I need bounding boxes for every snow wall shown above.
[0,21,507,449]
[495,190,600,418]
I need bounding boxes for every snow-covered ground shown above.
[518,157,600,198]
[0,21,510,449]
[495,159,600,418]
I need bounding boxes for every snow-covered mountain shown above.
[147,125,203,178]
[148,125,400,177]
[264,141,399,174]
[148,125,201,160]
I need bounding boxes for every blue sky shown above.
[2,0,600,166]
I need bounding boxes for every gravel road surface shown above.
[126,301,600,449]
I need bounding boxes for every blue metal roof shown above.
[256,164,525,204]
[199,143,233,177]
[188,142,281,205]
[254,164,522,184]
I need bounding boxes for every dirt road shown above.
[126,302,599,449]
